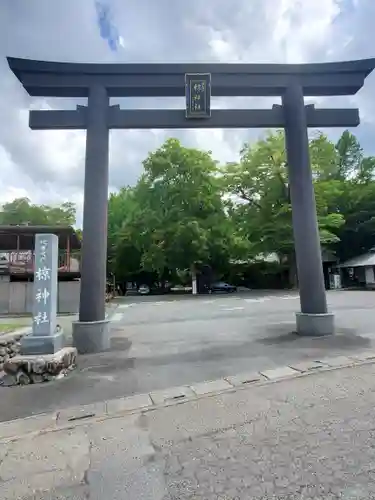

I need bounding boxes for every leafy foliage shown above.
[0,197,76,226]
[108,139,244,279]
[223,130,345,264]
[4,130,374,287]
[108,130,375,283]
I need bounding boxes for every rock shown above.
[71,352,77,366]
[32,359,46,374]
[3,360,17,374]
[0,339,7,346]
[62,351,73,368]
[0,347,7,356]
[16,370,30,385]
[0,374,16,386]
[46,360,61,375]
[30,373,44,384]
[3,347,77,385]
[3,357,29,374]
[0,362,3,372]
[56,371,67,380]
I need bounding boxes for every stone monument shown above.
[21,234,64,355]
[3,234,77,385]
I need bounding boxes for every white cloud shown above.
[1,0,375,227]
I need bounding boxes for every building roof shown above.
[339,251,375,268]
[0,225,76,234]
[0,225,81,250]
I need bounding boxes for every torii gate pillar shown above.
[283,82,332,335]
[74,84,111,353]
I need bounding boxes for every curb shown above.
[1,350,375,442]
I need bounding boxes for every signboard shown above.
[0,251,34,274]
[185,73,211,119]
[32,234,58,337]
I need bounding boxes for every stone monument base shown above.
[20,328,65,355]
[2,347,77,386]
[296,312,334,336]
[72,319,111,354]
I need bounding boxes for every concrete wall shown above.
[0,281,80,315]
[365,266,375,285]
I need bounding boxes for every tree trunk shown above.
[287,253,298,289]
[191,264,197,295]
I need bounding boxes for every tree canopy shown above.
[223,131,345,272]
[107,130,375,283]
[0,198,76,226]
[3,129,374,286]
[108,139,245,281]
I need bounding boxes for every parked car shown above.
[210,281,237,293]
[138,284,151,295]
[137,282,172,295]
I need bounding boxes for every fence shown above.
[0,280,80,315]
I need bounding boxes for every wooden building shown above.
[0,225,80,280]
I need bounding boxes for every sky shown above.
[1,0,375,226]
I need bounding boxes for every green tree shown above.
[112,139,242,282]
[224,131,345,285]
[335,130,363,180]
[107,187,142,281]
[331,131,375,260]
[0,198,76,226]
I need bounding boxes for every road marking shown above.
[111,312,124,322]
[118,303,136,310]
[244,295,298,304]
[222,306,245,311]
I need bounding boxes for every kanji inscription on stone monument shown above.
[32,234,58,337]
[21,233,63,355]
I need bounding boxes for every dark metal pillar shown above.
[282,81,333,335]
[73,85,111,353]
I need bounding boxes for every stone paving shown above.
[2,359,375,498]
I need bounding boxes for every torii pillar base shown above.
[296,313,335,336]
[72,319,111,354]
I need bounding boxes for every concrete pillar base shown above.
[296,312,334,336]
[20,330,65,355]
[72,319,111,354]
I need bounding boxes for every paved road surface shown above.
[0,290,374,421]
[3,362,375,499]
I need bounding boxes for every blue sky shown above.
[0,0,374,225]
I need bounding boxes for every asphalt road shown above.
[0,290,374,422]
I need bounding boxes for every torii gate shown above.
[7,57,375,353]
